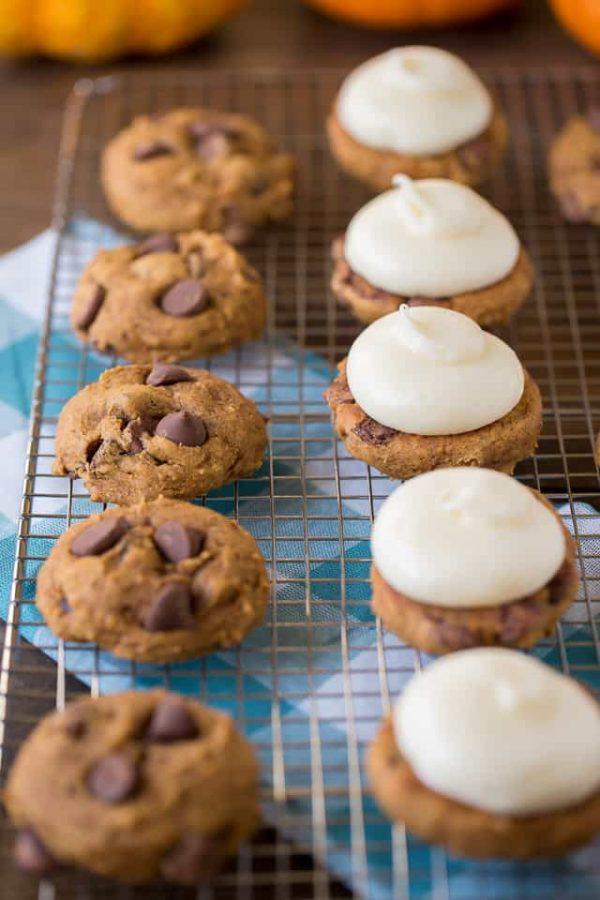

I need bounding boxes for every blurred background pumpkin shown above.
[549,0,600,57]
[301,0,521,30]
[0,0,248,63]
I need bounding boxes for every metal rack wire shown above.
[1,68,599,900]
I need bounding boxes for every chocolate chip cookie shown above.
[53,364,267,505]
[72,231,266,362]
[325,359,542,479]
[327,102,508,193]
[548,110,600,224]
[4,691,260,883]
[330,235,534,328]
[36,499,269,662]
[102,108,295,241]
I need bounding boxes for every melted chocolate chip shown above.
[71,517,129,557]
[134,233,178,257]
[146,698,198,743]
[59,597,72,614]
[588,106,600,131]
[134,140,173,161]
[160,280,209,317]
[197,130,231,160]
[142,582,196,631]
[154,520,205,563]
[64,713,86,738]
[146,362,194,387]
[159,834,221,884]
[155,411,208,447]
[326,380,354,406]
[352,418,397,446]
[85,438,103,463]
[125,420,145,454]
[87,752,139,804]
[76,284,105,330]
[250,173,269,196]
[14,828,58,875]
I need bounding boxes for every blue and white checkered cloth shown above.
[1,222,598,899]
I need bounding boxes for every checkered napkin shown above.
[1,222,599,900]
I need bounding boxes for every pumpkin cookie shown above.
[371,468,578,654]
[331,177,533,327]
[102,107,295,241]
[72,230,265,362]
[368,650,600,858]
[53,363,267,505]
[548,111,600,224]
[36,499,269,662]
[327,47,507,192]
[4,691,260,883]
[325,306,542,479]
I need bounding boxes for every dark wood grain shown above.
[0,0,591,254]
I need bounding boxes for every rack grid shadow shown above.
[0,69,599,900]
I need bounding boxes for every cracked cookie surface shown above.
[4,690,260,883]
[36,499,269,662]
[71,231,266,362]
[549,112,600,225]
[325,359,542,479]
[102,107,295,240]
[53,363,267,505]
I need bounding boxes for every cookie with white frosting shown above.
[371,468,578,654]
[327,47,507,192]
[325,305,542,478]
[331,177,534,327]
[368,649,600,858]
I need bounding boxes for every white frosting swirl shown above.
[394,649,600,816]
[345,177,520,297]
[372,468,566,608]
[346,306,524,436]
[336,47,492,156]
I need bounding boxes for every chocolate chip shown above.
[85,438,103,463]
[458,134,489,167]
[125,420,145,454]
[71,517,129,557]
[197,130,231,161]
[154,521,205,563]
[160,279,209,317]
[250,173,269,196]
[59,597,72,614]
[14,828,58,875]
[134,233,178,257]
[76,284,105,330]
[87,752,139,804]
[146,362,194,387]
[435,621,478,651]
[588,106,600,131]
[146,698,198,743]
[159,834,221,884]
[155,411,208,447]
[142,582,196,631]
[352,418,397,446]
[64,713,86,738]
[134,140,173,161]
[222,206,253,245]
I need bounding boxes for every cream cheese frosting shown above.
[336,47,493,157]
[393,649,600,816]
[344,176,520,298]
[371,468,566,608]
[345,305,524,436]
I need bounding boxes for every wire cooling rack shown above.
[1,68,600,900]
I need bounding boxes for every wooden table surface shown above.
[0,0,593,254]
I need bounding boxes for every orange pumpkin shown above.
[302,0,520,29]
[549,0,600,57]
[0,0,248,63]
